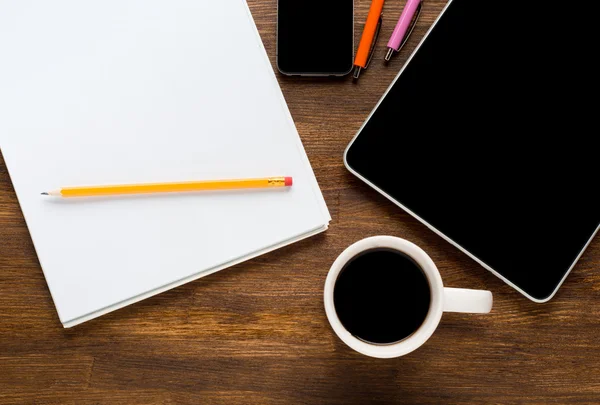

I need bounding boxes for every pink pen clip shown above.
[385,0,423,62]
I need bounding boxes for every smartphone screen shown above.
[277,0,354,76]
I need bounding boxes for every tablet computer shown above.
[344,0,599,302]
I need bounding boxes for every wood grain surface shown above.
[1,1,599,404]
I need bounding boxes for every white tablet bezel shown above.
[343,0,600,303]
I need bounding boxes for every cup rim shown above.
[324,236,444,358]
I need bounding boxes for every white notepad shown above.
[0,0,330,327]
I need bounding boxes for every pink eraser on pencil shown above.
[285,177,293,186]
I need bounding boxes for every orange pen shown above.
[353,0,385,80]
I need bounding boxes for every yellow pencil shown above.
[41,176,293,198]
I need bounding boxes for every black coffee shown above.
[333,248,431,344]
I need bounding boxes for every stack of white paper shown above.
[0,0,330,327]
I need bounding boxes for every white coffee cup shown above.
[324,236,493,358]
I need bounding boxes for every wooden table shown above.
[1,1,599,403]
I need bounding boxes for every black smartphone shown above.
[277,0,354,76]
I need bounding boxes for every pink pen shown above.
[385,0,423,62]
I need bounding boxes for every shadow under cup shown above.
[332,248,432,345]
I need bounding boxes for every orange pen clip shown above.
[353,0,385,80]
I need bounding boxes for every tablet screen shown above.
[345,0,599,300]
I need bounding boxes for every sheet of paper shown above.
[0,0,330,326]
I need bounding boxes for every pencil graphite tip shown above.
[41,190,61,196]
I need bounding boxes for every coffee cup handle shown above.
[443,287,493,314]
